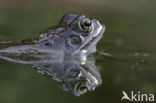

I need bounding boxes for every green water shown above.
[0,0,156,103]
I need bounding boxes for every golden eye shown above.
[78,18,92,33]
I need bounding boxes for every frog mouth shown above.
[81,25,104,50]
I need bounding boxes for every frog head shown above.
[0,14,105,59]
[60,14,105,55]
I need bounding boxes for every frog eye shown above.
[75,81,88,94]
[78,18,92,33]
[79,84,88,94]
[83,19,92,27]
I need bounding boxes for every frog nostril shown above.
[44,42,53,46]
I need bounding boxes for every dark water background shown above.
[0,0,156,103]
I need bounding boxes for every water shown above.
[0,0,156,103]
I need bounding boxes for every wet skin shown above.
[0,14,105,96]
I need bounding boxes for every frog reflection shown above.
[33,56,102,96]
[0,14,105,96]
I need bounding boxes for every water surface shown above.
[0,0,156,103]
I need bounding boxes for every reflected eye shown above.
[78,18,92,33]
[69,35,82,45]
[79,85,87,93]
[75,80,88,94]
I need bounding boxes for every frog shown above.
[0,13,105,96]
[0,14,105,62]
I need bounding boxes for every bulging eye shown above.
[78,18,92,33]
[83,19,92,27]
